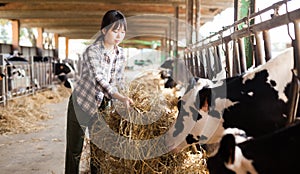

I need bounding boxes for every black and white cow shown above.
[166,47,297,153]
[207,121,300,174]
[33,56,75,88]
[160,69,177,89]
[5,56,27,78]
[3,57,29,91]
[53,61,75,89]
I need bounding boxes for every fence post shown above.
[287,20,300,124]
[225,42,231,77]
[232,40,241,76]
[263,30,272,62]
[29,56,35,95]
[205,48,213,79]
[0,55,6,106]
[197,50,203,78]
[254,31,265,67]
[213,46,222,75]
[238,38,247,73]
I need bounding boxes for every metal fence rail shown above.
[185,1,300,79]
[184,0,300,124]
[0,55,55,106]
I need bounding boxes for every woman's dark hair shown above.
[101,10,127,32]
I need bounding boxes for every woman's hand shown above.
[121,96,134,108]
[112,92,134,108]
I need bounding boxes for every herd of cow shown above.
[2,47,299,173]
[164,47,300,173]
[0,54,76,93]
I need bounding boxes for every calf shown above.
[207,121,300,174]
[160,69,177,89]
[166,47,296,153]
[53,61,75,89]
[4,57,30,91]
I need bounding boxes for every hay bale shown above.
[89,70,208,173]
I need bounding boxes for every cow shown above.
[33,56,74,89]
[165,47,297,154]
[2,56,30,92]
[207,121,300,174]
[5,56,28,78]
[159,69,177,89]
[53,61,75,89]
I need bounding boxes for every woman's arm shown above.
[85,45,118,96]
[111,92,134,107]
[85,45,133,106]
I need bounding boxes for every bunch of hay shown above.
[90,70,208,173]
[0,85,71,135]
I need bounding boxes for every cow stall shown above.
[0,53,64,106]
[184,0,300,124]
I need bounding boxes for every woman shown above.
[65,10,133,174]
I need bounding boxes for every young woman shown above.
[65,10,133,174]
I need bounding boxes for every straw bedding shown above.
[0,85,71,135]
[89,70,209,174]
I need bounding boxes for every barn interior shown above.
[0,0,300,173]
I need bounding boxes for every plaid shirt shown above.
[73,39,126,116]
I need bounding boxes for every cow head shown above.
[165,77,225,153]
[53,61,76,89]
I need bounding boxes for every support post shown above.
[11,20,20,52]
[287,20,300,124]
[54,33,59,58]
[254,31,265,66]
[232,40,241,76]
[238,38,247,73]
[225,42,231,77]
[65,37,69,59]
[36,28,44,49]
[186,0,193,46]
[195,0,201,42]
[174,5,179,58]
[263,30,272,61]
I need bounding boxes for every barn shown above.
[0,0,299,173]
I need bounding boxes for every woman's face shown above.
[103,24,126,46]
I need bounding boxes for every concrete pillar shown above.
[54,33,59,58]
[65,37,69,59]
[195,0,201,42]
[186,0,193,46]
[36,28,43,49]
[11,20,20,52]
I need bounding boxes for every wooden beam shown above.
[0,0,185,4]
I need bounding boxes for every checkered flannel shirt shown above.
[73,39,126,116]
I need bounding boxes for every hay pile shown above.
[0,85,72,135]
[90,70,208,174]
